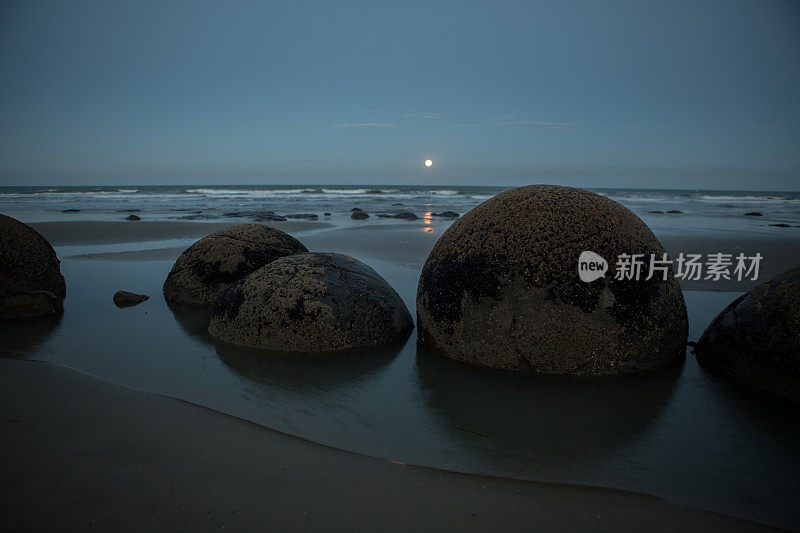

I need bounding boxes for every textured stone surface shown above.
[113,291,150,308]
[163,224,307,306]
[351,211,369,220]
[209,252,413,352]
[695,265,800,402]
[0,214,66,318]
[416,185,688,375]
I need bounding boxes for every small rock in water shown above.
[351,211,369,220]
[351,207,363,212]
[649,210,664,214]
[666,210,682,214]
[323,212,331,216]
[61,209,81,213]
[393,212,419,220]
[125,214,141,221]
[285,214,319,220]
[254,214,288,222]
[743,212,763,216]
[113,291,149,308]
[117,209,141,213]
[432,211,459,218]
[392,203,405,206]
[769,223,791,228]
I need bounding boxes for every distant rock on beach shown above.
[695,265,800,402]
[743,212,763,217]
[285,213,318,220]
[113,291,149,308]
[416,185,688,375]
[0,214,66,318]
[377,212,419,220]
[125,214,141,221]
[163,223,307,306]
[432,211,459,218]
[209,252,413,352]
[351,211,369,220]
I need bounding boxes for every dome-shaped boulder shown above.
[209,252,413,352]
[416,185,687,375]
[163,224,307,306]
[0,214,66,318]
[695,266,799,402]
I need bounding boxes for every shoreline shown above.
[39,219,800,291]
[0,358,772,531]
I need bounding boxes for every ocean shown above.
[1,185,799,232]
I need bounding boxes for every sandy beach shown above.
[0,358,770,531]
[1,216,798,530]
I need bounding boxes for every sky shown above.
[0,0,798,189]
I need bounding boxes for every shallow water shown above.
[3,249,798,529]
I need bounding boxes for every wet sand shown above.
[52,219,800,291]
[30,220,331,246]
[0,359,769,532]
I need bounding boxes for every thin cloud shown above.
[332,123,396,128]
[404,112,445,120]
[745,125,789,131]
[450,120,574,130]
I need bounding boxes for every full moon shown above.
[424,159,433,167]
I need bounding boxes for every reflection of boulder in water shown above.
[167,301,214,346]
[168,300,408,392]
[0,313,62,357]
[416,342,681,467]
[214,338,407,393]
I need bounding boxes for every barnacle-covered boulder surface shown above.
[416,185,688,375]
[0,214,66,318]
[209,252,413,352]
[163,223,307,306]
[695,265,800,402]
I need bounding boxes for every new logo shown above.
[578,251,608,282]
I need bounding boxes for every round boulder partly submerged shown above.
[695,265,799,402]
[163,224,307,306]
[416,185,688,375]
[209,252,413,352]
[0,214,66,318]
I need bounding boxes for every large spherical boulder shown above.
[695,266,799,402]
[0,214,66,318]
[209,252,413,352]
[163,224,307,306]
[416,185,687,375]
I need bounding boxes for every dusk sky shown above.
[1,0,798,189]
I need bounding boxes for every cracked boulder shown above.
[416,185,687,375]
[0,214,66,318]
[163,224,307,306]
[208,252,413,352]
[695,265,800,402]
